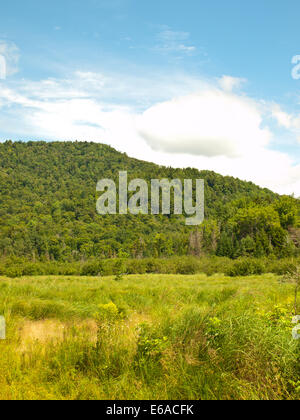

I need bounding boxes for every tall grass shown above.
[0,273,299,400]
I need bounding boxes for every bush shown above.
[95,302,120,322]
[226,258,266,277]
[267,260,297,275]
[113,259,125,281]
[126,259,147,274]
[22,263,45,276]
[5,265,23,278]
[175,257,199,274]
[1,256,300,279]
[81,261,104,276]
[134,323,168,379]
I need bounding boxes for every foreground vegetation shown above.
[2,255,300,278]
[0,273,299,400]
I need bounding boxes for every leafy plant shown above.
[113,259,125,281]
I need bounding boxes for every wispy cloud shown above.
[0,40,19,77]
[154,29,197,55]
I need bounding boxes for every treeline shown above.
[1,256,300,278]
[0,141,299,261]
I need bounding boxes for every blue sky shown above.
[0,0,300,195]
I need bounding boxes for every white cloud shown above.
[137,89,271,158]
[130,144,300,197]
[218,75,246,92]
[271,104,300,138]
[271,104,293,129]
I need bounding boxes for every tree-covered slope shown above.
[0,141,298,260]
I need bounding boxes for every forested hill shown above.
[0,140,299,261]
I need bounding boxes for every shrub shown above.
[5,265,23,278]
[126,259,147,274]
[268,260,297,275]
[113,259,125,281]
[145,258,163,273]
[136,323,168,362]
[81,261,103,276]
[175,257,199,274]
[226,258,266,277]
[95,302,119,322]
[134,323,168,379]
[22,263,45,276]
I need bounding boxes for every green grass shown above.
[0,273,299,400]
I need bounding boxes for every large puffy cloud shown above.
[137,89,271,158]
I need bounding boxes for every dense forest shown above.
[0,140,299,262]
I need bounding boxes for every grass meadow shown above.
[0,273,299,400]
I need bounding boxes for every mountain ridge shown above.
[0,140,298,260]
